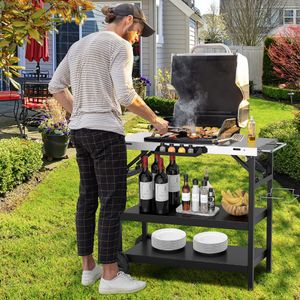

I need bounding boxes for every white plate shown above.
[193,232,228,245]
[193,231,228,254]
[193,243,228,254]
[151,228,186,251]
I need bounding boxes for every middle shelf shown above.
[121,205,267,230]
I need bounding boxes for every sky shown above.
[195,0,220,15]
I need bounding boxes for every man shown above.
[49,3,168,295]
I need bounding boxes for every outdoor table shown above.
[118,132,286,290]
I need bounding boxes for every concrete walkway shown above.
[0,101,137,170]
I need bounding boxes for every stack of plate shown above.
[151,228,186,251]
[193,232,228,254]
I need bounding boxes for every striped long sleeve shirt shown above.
[48,31,141,136]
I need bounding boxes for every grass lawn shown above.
[0,98,299,300]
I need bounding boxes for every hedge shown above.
[259,119,300,182]
[0,138,43,195]
[262,37,283,86]
[262,85,300,102]
[144,96,176,116]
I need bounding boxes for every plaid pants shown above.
[71,129,127,264]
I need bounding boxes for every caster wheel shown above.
[135,234,151,245]
[117,252,130,274]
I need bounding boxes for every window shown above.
[283,9,300,25]
[156,0,164,45]
[56,22,80,65]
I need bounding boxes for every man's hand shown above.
[126,97,168,134]
[152,117,168,135]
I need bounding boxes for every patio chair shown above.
[19,81,51,137]
[0,90,22,134]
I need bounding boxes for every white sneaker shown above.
[99,271,146,294]
[81,265,102,286]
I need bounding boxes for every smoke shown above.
[171,54,210,127]
[173,89,209,127]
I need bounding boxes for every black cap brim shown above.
[141,22,155,37]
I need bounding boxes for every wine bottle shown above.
[139,156,154,213]
[166,156,180,210]
[154,157,169,215]
[182,174,190,211]
[151,154,160,193]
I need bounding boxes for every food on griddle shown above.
[211,127,219,133]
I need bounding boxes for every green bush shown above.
[259,120,300,182]
[262,85,300,102]
[0,138,43,195]
[144,96,176,116]
[262,37,283,86]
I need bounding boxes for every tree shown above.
[267,27,300,89]
[0,0,94,88]
[221,0,286,46]
[199,3,228,43]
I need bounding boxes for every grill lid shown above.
[171,53,249,128]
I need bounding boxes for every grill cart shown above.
[118,48,286,291]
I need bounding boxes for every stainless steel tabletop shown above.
[125,132,285,157]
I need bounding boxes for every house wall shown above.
[285,0,300,7]
[20,0,156,94]
[140,0,156,95]
[157,0,189,72]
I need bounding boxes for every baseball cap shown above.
[113,3,155,37]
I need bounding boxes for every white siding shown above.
[157,0,189,71]
[285,0,300,6]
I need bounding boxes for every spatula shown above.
[214,133,244,145]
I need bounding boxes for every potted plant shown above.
[38,98,70,160]
[133,76,151,98]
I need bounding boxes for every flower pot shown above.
[42,133,70,159]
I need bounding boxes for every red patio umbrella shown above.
[25,0,49,81]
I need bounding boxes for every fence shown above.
[229,46,264,91]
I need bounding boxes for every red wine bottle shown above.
[166,156,180,210]
[139,156,154,213]
[182,174,191,211]
[151,154,160,193]
[154,157,169,215]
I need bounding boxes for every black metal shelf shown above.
[121,205,267,230]
[125,240,267,273]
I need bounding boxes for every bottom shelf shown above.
[126,240,266,273]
